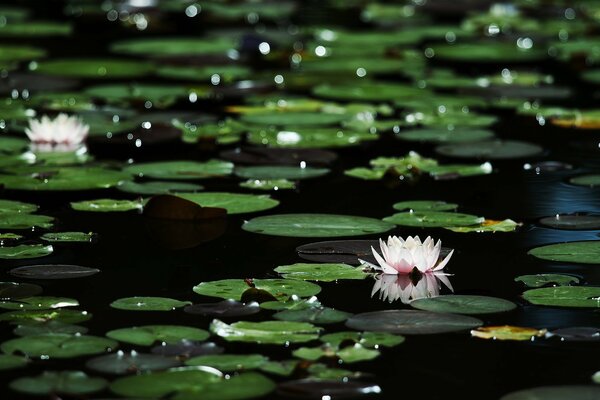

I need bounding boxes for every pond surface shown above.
[2,0,600,399]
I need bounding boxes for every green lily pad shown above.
[528,241,600,264]
[410,295,517,315]
[396,128,495,143]
[31,58,154,78]
[0,233,22,240]
[0,282,42,300]
[501,385,600,400]
[0,213,54,229]
[0,199,37,214]
[522,286,600,308]
[570,174,600,187]
[320,331,405,348]
[235,166,330,180]
[193,279,321,301]
[0,354,28,370]
[0,21,72,37]
[86,351,181,374]
[515,274,580,288]
[41,232,95,242]
[0,45,46,62]
[1,333,118,358]
[0,296,78,311]
[433,42,547,62]
[111,37,236,57]
[0,309,91,325]
[259,360,299,377]
[445,219,519,233]
[383,211,484,228]
[436,140,543,159]
[243,214,395,237]
[240,179,296,191]
[85,84,190,108]
[118,180,203,195]
[124,160,233,180]
[294,343,379,363]
[110,368,275,400]
[14,322,88,336]
[10,371,107,395]
[110,297,192,311]
[70,198,144,212]
[313,81,424,101]
[210,319,321,344]
[157,65,251,83]
[240,112,348,127]
[0,166,130,191]
[107,325,209,346]
[0,244,53,259]
[176,192,279,214]
[274,307,352,324]
[0,136,29,154]
[185,354,268,371]
[274,263,368,281]
[260,297,321,311]
[247,127,377,148]
[393,200,458,212]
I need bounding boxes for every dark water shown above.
[2,1,600,399]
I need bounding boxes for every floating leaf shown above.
[320,331,405,348]
[106,325,209,346]
[177,192,279,214]
[0,282,42,300]
[522,286,600,308]
[31,58,154,78]
[240,179,296,191]
[275,263,368,282]
[383,211,484,228]
[0,167,130,191]
[243,214,394,237]
[538,215,600,230]
[570,174,600,187]
[515,274,579,288]
[346,310,482,334]
[10,371,107,395]
[14,321,88,336]
[0,213,54,229]
[110,297,191,311]
[445,219,519,233]
[293,343,379,363]
[86,351,181,375]
[274,307,352,324]
[0,244,53,259]
[435,140,543,159]
[472,325,547,341]
[277,379,382,398]
[0,296,78,311]
[0,354,28,370]
[0,199,38,213]
[40,231,95,242]
[528,241,600,264]
[1,333,117,358]
[549,327,600,342]
[393,200,458,212]
[9,264,100,279]
[500,385,600,400]
[184,300,260,318]
[193,279,321,301]
[210,320,321,344]
[411,295,516,315]
[71,199,143,212]
[0,309,91,325]
[124,160,233,180]
[396,128,495,143]
[235,166,329,180]
[118,180,203,195]
[185,354,268,372]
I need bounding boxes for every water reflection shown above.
[371,272,453,304]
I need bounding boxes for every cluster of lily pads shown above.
[3,0,600,399]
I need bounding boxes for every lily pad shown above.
[433,42,547,62]
[234,166,330,180]
[41,231,95,242]
[528,241,600,264]
[539,215,600,230]
[193,279,321,301]
[0,354,28,370]
[185,354,268,371]
[110,368,276,400]
[548,327,600,342]
[471,325,547,341]
[0,21,71,37]
[396,128,495,143]
[393,200,458,212]
[346,310,482,334]
[411,295,516,315]
[111,37,236,57]
[13,321,88,336]
[247,127,377,148]
[500,385,600,400]
[436,140,543,159]
[444,219,519,233]
[0,244,53,259]
[9,264,100,279]
[0,166,130,191]
[0,213,54,230]
[0,309,91,325]
[0,282,42,300]
[296,240,379,265]
[313,81,424,102]
[118,180,203,195]
[522,286,600,308]
[31,58,155,79]
[86,351,181,374]
[274,307,352,324]
[383,211,484,228]
[124,160,233,180]
[0,296,78,311]
[70,198,144,212]
[110,297,191,311]
[184,300,261,318]
[151,341,224,358]
[1,333,117,358]
[515,274,580,288]
[277,379,382,399]
[210,319,322,344]
[274,263,368,281]
[240,112,348,127]
[320,331,405,348]
[10,371,107,395]
[176,192,279,214]
[240,179,296,191]
[107,325,209,346]
[243,214,395,237]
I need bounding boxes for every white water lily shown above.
[371,272,453,304]
[360,235,453,275]
[25,113,89,152]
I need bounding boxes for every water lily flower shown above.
[360,235,454,275]
[371,272,453,304]
[25,113,89,152]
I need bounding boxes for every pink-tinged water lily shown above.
[25,113,89,152]
[371,272,453,304]
[360,235,453,275]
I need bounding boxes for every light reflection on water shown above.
[371,272,453,304]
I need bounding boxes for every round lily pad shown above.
[500,385,600,400]
[435,140,543,159]
[383,211,484,228]
[0,45,46,62]
[313,81,424,101]
[1,333,118,358]
[0,354,28,370]
[410,295,516,315]
[14,321,88,336]
[0,21,71,37]
[234,166,330,180]
[0,282,42,300]
[515,274,580,288]
[106,325,209,346]
[176,192,279,214]
[111,37,236,57]
[528,241,600,264]
[124,160,233,180]
[40,232,95,242]
[86,351,181,374]
[433,42,547,62]
[570,174,600,187]
[274,307,352,324]
[522,286,600,308]
[70,198,143,212]
[0,213,54,230]
[242,214,395,237]
[392,200,458,212]
[0,296,78,311]
[248,127,377,148]
[110,297,191,311]
[193,279,321,301]
[219,147,337,166]
[538,215,600,230]
[0,167,130,191]
[0,309,91,325]
[274,263,368,281]
[31,58,154,79]
[184,300,261,318]
[185,354,268,371]
[151,341,224,358]
[346,310,482,334]
[9,264,100,279]
[118,180,203,195]
[210,319,321,344]
[296,240,379,264]
[0,244,53,259]
[10,371,107,395]
[397,128,495,143]
[240,112,348,127]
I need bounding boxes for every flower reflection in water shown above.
[371,272,454,304]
